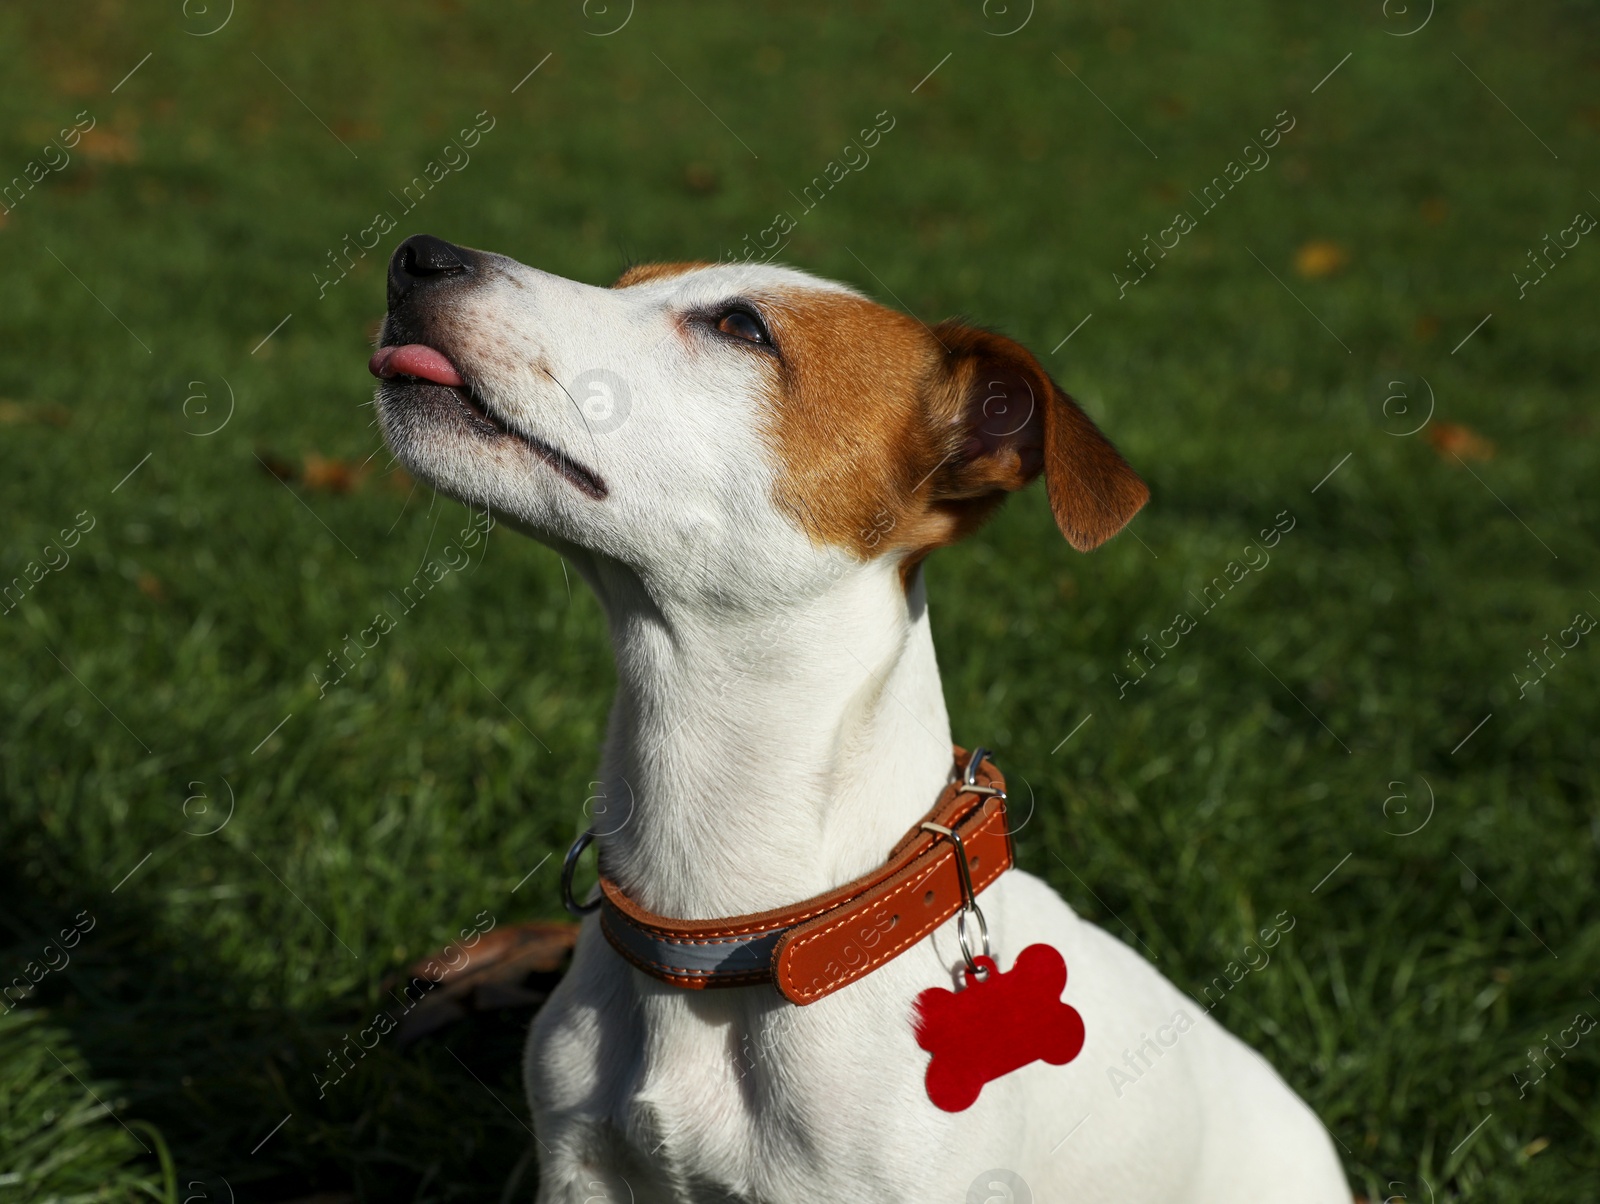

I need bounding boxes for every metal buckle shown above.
[920,820,991,979]
[957,746,1006,801]
[561,827,602,917]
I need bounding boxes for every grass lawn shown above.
[2,1,1598,1199]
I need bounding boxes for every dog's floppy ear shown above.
[929,321,1148,551]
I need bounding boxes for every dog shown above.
[371,234,1350,1204]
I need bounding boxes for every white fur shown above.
[376,255,1350,1203]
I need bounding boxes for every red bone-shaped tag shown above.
[914,943,1085,1112]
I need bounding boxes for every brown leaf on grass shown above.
[301,453,370,494]
[53,65,102,98]
[683,164,719,195]
[1294,240,1348,279]
[385,921,580,1047]
[256,450,375,493]
[77,127,139,164]
[332,119,382,144]
[136,572,165,601]
[1426,422,1496,462]
[0,400,71,426]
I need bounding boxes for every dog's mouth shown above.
[370,344,607,500]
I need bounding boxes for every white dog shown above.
[372,235,1350,1204]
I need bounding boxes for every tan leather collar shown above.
[593,747,1013,1005]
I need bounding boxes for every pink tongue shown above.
[369,344,464,387]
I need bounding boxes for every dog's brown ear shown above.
[929,322,1148,551]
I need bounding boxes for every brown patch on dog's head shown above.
[757,289,952,561]
[612,261,715,289]
[758,290,1148,570]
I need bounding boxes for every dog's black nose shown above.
[387,234,474,308]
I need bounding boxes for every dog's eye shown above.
[715,307,770,345]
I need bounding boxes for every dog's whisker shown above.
[540,365,605,475]
[386,474,420,535]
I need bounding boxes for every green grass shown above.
[0,1009,174,1202]
[2,1,1597,1199]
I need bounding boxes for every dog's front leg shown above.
[525,923,661,1204]
[534,1161,638,1204]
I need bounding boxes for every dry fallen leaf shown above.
[684,163,719,195]
[0,400,71,426]
[54,66,102,97]
[385,920,580,1046]
[1294,240,1349,279]
[332,119,382,143]
[257,450,378,493]
[78,127,139,164]
[1426,422,1496,461]
[301,453,369,494]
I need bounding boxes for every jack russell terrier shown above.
[371,234,1349,1204]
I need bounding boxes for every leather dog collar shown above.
[575,746,1014,1005]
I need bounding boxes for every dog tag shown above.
[914,943,1085,1112]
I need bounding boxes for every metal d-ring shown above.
[561,827,602,917]
[921,820,992,977]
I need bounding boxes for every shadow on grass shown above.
[0,833,547,1203]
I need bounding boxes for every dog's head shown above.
[372,235,1147,603]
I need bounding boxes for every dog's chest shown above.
[626,1006,826,1179]
[602,988,940,1202]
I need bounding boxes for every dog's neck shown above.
[585,558,956,920]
